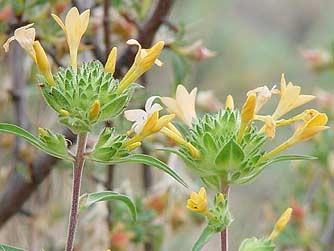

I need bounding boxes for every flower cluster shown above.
[124,76,328,190]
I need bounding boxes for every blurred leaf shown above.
[91,154,189,188]
[80,191,137,221]
[0,123,73,161]
[0,243,28,251]
[192,226,215,251]
[270,154,316,164]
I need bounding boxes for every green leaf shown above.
[270,154,316,164]
[0,243,28,251]
[0,123,73,161]
[192,226,215,251]
[80,191,137,221]
[89,154,189,188]
[215,139,244,169]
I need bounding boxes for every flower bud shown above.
[88,100,100,121]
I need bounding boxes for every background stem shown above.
[65,133,88,251]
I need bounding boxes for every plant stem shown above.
[221,185,230,251]
[65,133,88,251]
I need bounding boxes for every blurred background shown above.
[0,0,333,251]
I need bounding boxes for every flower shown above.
[272,74,315,120]
[170,40,217,61]
[52,7,90,70]
[33,41,55,85]
[268,208,292,240]
[196,90,223,112]
[124,96,174,145]
[161,84,197,127]
[254,115,276,140]
[3,23,37,61]
[247,85,279,113]
[88,100,100,121]
[186,187,209,215]
[117,39,164,93]
[300,48,333,72]
[237,93,256,142]
[105,47,117,74]
[262,111,328,160]
[225,95,234,110]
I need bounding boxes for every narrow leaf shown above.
[80,191,137,221]
[0,244,28,251]
[192,226,215,251]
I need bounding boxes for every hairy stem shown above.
[221,185,230,251]
[65,133,88,251]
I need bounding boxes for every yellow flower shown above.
[3,23,37,62]
[88,100,100,121]
[225,95,234,110]
[237,93,256,142]
[272,74,315,120]
[268,208,292,240]
[161,85,197,127]
[117,39,164,93]
[247,85,279,113]
[60,109,70,116]
[33,41,55,86]
[254,115,276,140]
[262,111,328,160]
[105,47,117,74]
[186,187,209,215]
[38,127,48,137]
[52,7,90,70]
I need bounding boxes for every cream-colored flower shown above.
[117,39,164,93]
[52,7,90,70]
[247,85,279,113]
[171,40,217,61]
[272,74,315,120]
[161,85,197,127]
[225,95,234,110]
[124,96,163,134]
[3,23,37,62]
[254,115,276,140]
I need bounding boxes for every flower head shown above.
[161,85,197,127]
[272,74,315,120]
[268,208,293,240]
[186,187,208,215]
[117,39,164,93]
[3,23,37,62]
[52,7,90,70]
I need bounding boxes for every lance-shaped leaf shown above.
[0,123,73,161]
[192,226,215,251]
[88,153,189,188]
[80,191,137,221]
[0,243,28,251]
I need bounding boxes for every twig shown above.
[103,0,111,55]
[221,186,230,251]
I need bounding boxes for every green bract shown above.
[171,109,267,191]
[40,61,132,133]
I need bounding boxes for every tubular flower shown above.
[33,41,55,86]
[225,95,234,110]
[247,85,279,113]
[52,7,90,70]
[272,74,315,120]
[268,208,293,240]
[104,47,117,74]
[124,96,174,145]
[237,93,256,142]
[254,115,276,140]
[263,111,329,160]
[117,39,164,93]
[3,23,37,62]
[161,85,198,127]
[186,187,209,215]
